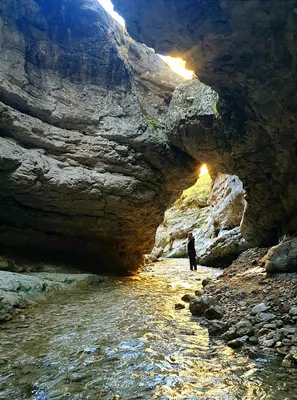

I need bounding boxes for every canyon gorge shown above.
[2,1,297,395]
[2,0,297,275]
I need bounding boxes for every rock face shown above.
[0,270,103,321]
[262,237,297,273]
[114,0,297,247]
[0,0,198,272]
[149,172,249,267]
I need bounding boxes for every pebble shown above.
[289,307,297,316]
[227,335,249,349]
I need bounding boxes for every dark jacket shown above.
[187,237,196,257]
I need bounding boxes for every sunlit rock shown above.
[149,172,249,267]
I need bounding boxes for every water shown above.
[1,259,297,400]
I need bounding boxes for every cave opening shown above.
[98,0,194,80]
[147,163,249,269]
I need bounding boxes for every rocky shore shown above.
[0,266,104,322]
[181,248,297,368]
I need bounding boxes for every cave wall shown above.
[0,0,200,272]
[113,0,297,244]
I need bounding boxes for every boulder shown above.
[204,306,223,321]
[262,238,297,273]
[222,319,253,341]
[202,278,212,288]
[208,320,228,336]
[289,307,297,316]
[175,303,186,310]
[262,338,277,348]
[189,296,214,317]
[195,289,205,296]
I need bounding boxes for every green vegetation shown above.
[175,172,212,210]
[145,114,162,130]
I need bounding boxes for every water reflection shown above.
[1,259,297,399]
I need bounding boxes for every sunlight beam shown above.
[159,55,194,80]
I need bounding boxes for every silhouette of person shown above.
[187,232,197,271]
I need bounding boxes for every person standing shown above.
[187,232,197,271]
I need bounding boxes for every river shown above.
[1,259,297,400]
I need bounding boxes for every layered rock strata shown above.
[114,0,297,246]
[0,0,200,272]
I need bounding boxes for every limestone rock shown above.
[251,303,267,316]
[189,296,214,317]
[208,320,228,336]
[255,313,276,324]
[227,336,249,349]
[204,306,223,321]
[262,237,297,273]
[114,0,297,252]
[222,319,253,341]
[0,0,197,272]
[0,270,101,321]
[150,159,249,268]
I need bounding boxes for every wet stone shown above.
[175,303,186,310]
[227,335,249,349]
[208,320,228,336]
[204,306,223,320]
[251,303,267,315]
[181,294,196,303]
[189,296,215,316]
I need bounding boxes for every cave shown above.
[2,0,297,395]
[1,0,297,275]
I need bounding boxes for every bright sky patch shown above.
[199,164,209,177]
[159,56,194,80]
[98,0,125,26]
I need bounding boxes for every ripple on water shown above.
[1,259,297,399]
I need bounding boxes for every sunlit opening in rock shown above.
[199,164,209,177]
[98,1,194,80]
[98,0,125,26]
[159,56,194,80]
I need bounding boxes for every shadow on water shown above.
[1,259,297,399]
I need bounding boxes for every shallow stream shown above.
[1,259,297,400]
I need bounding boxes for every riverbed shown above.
[1,259,297,400]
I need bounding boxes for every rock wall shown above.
[0,270,103,321]
[149,172,249,267]
[0,0,200,273]
[114,0,297,246]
